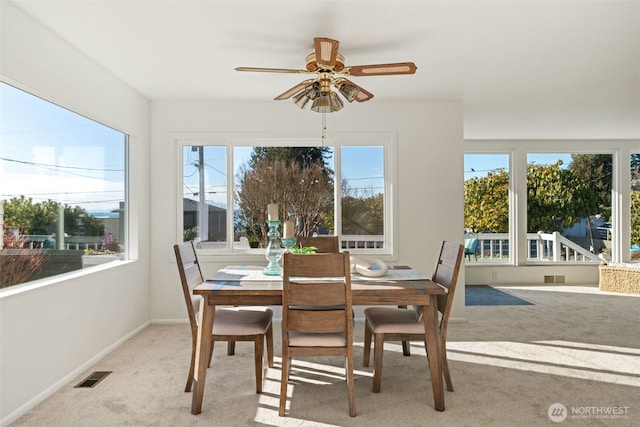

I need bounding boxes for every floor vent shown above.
[544,275,565,284]
[75,371,112,388]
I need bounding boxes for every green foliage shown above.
[291,245,317,254]
[464,169,509,232]
[526,161,594,231]
[249,147,331,169]
[632,191,640,245]
[341,193,384,235]
[235,148,335,242]
[2,196,105,236]
[629,154,640,246]
[569,154,612,219]
[464,161,595,233]
[632,153,640,191]
[183,227,199,242]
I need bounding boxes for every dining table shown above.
[190,264,446,415]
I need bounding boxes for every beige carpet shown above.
[12,285,640,426]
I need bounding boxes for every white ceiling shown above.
[7,0,640,139]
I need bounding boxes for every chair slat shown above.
[284,253,348,277]
[288,281,346,306]
[288,310,347,333]
[296,236,340,253]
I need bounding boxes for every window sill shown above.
[0,259,135,299]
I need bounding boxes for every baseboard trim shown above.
[1,321,150,427]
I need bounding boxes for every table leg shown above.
[191,297,214,414]
[423,297,445,411]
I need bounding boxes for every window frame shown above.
[464,152,513,264]
[0,81,130,291]
[175,132,397,260]
[465,140,637,266]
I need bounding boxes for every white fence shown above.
[341,235,384,250]
[471,232,601,263]
[20,235,103,250]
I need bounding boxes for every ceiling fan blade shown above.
[235,67,309,74]
[334,78,374,103]
[344,62,417,77]
[314,37,339,69]
[353,85,373,102]
[274,79,316,100]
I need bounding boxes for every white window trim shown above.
[174,132,398,261]
[465,139,639,265]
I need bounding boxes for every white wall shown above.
[149,100,466,322]
[0,4,151,424]
[466,265,599,286]
[0,3,464,423]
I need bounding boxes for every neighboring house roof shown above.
[182,198,226,213]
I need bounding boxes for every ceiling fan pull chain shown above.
[321,111,327,146]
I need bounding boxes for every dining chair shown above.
[173,241,274,393]
[296,235,340,253]
[362,240,464,393]
[279,251,356,417]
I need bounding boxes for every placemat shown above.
[208,265,429,282]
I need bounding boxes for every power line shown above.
[464,168,495,174]
[1,190,123,198]
[1,156,123,172]
[343,176,384,181]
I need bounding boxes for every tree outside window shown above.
[182,139,390,253]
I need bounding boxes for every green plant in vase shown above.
[291,245,317,254]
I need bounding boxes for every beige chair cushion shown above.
[288,332,347,347]
[212,307,273,336]
[364,307,425,334]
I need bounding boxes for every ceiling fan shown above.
[235,37,417,113]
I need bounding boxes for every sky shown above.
[464,153,573,180]
[182,144,385,209]
[2,81,384,218]
[1,82,126,215]
[2,80,581,216]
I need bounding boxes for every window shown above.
[464,153,510,263]
[464,141,636,265]
[1,82,128,289]
[341,146,385,249]
[179,135,394,256]
[526,153,612,263]
[631,152,640,262]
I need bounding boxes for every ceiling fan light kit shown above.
[235,37,417,113]
[311,91,344,113]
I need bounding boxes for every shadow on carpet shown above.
[466,285,534,306]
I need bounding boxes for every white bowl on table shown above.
[350,257,389,277]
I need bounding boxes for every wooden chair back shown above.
[296,235,340,253]
[431,240,464,333]
[174,241,203,335]
[282,252,353,337]
[362,240,464,394]
[174,241,275,394]
[279,251,356,416]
